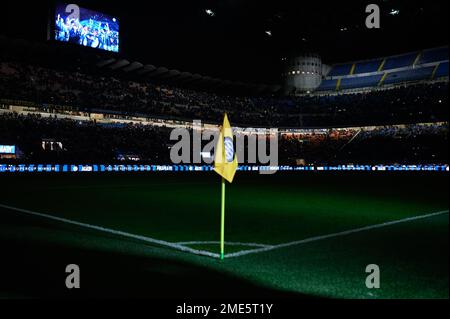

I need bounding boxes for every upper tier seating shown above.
[327,64,352,77]
[434,61,449,78]
[383,66,435,85]
[382,52,418,70]
[322,47,448,91]
[353,59,382,74]
[340,74,383,90]
[419,47,449,64]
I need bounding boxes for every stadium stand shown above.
[323,47,448,92]
[0,112,447,165]
[1,60,448,127]
[0,59,448,128]
[339,74,383,90]
[0,36,447,167]
[383,66,435,85]
[327,63,353,77]
[419,47,449,64]
[317,79,338,91]
[434,62,449,78]
[353,59,383,74]
[382,52,419,70]
[335,123,448,165]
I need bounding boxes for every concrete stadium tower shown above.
[282,53,330,94]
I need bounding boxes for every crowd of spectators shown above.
[1,57,447,165]
[338,123,449,165]
[0,61,448,127]
[0,113,172,163]
[1,113,447,165]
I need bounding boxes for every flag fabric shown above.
[214,113,238,183]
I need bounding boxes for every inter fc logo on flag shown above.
[224,137,234,162]
[214,113,238,184]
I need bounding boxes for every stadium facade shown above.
[283,47,448,94]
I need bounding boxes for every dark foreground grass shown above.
[0,172,448,298]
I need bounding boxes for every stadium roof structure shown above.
[3,0,448,86]
[92,55,282,95]
[0,35,280,96]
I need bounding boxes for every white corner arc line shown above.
[176,241,273,248]
[0,203,220,259]
[225,210,449,258]
[2,203,447,260]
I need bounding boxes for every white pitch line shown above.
[225,210,449,258]
[0,203,220,259]
[176,241,273,248]
[2,203,447,260]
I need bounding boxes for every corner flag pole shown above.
[215,113,237,260]
[220,177,225,260]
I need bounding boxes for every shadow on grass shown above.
[0,236,319,299]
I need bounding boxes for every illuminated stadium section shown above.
[0,6,448,173]
[316,47,448,92]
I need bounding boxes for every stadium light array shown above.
[389,9,400,15]
[205,9,215,17]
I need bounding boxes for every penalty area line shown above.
[225,209,450,258]
[0,203,220,259]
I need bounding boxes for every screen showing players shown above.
[54,3,119,52]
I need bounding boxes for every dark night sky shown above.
[2,0,449,84]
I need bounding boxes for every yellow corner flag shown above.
[214,113,237,260]
[214,113,238,183]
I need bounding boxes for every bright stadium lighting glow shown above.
[389,9,400,15]
[205,9,215,17]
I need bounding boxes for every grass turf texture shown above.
[0,172,448,298]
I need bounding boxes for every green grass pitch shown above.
[0,172,448,298]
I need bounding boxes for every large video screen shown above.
[0,145,15,154]
[54,3,119,52]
